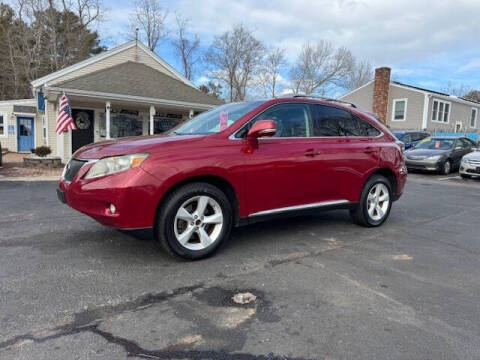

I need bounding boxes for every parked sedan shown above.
[405,137,476,174]
[460,148,480,178]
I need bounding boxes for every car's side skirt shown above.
[238,200,355,226]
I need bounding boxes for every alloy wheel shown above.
[367,183,390,221]
[443,161,451,175]
[174,195,224,251]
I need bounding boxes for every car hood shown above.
[463,151,480,160]
[73,134,204,159]
[405,149,449,158]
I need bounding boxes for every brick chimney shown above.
[372,67,391,124]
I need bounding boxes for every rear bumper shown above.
[58,166,164,229]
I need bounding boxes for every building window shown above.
[432,99,450,123]
[0,113,7,137]
[100,112,144,138]
[471,108,477,128]
[392,99,407,121]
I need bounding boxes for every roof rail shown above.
[292,95,357,108]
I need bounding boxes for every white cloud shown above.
[167,0,480,67]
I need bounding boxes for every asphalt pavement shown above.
[1,173,479,359]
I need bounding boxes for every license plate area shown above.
[56,188,66,204]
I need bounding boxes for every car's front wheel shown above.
[350,175,392,227]
[441,159,451,175]
[156,183,232,260]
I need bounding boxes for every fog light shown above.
[109,204,116,214]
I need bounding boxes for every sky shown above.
[96,0,480,96]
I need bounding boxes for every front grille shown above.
[468,159,480,165]
[63,158,88,182]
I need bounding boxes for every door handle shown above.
[305,149,321,157]
[364,147,379,154]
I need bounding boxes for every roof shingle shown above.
[56,61,222,106]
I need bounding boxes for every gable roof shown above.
[54,61,222,106]
[31,41,196,89]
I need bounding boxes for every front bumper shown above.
[460,161,480,176]
[58,165,164,229]
[405,158,441,172]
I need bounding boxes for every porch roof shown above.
[53,61,222,107]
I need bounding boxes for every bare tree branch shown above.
[341,60,373,91]
[257,47,287,98]
[205,24,264,102]
[130,0,168,52]
[289,40,354,95]
[171,13,200,81]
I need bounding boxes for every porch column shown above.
[149,105,155,135]
[105,101,111,140]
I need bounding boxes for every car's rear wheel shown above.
[350,175,392,227]
[156,183,232,260]
[441,160,451,175]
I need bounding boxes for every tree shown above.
[342,60,373,91]
[442,82,471,97]
[199,81,223,100]
[0,1,105,100]
[171,14,200,81]
[289,40,354,95]
[464,90,480,103]
[131,0,168,52]
[205,24,264,102]
[257,47,287,98]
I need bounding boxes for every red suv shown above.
[58,97,407,259]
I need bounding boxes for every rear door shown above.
[310,105,381,202]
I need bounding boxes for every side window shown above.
[459,138,471,149]
[356,117,381,137]
[403,134,412,143]
[312,105,356,136]
[237,103,312,138]
[311,104,381,137]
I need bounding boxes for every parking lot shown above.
[1,173,480,359]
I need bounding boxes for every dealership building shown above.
[0,41,221,163]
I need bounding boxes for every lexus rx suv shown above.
[58,97,407,260]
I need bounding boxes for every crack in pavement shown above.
[0,229,387,352]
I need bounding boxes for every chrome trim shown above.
[61,158,97,183]
[248,199,350,217]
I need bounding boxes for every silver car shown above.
[460,147,480,178]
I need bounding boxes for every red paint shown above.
[59,98,407,229]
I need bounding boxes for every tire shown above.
[441,160,451,175]
[461,174,471,179]
[350,175,393,227]
[156,182,233,260]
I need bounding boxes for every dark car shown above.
[405,136,476,174]
[58,97,407,260]
[393,130,430,149]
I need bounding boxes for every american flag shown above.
[56,93,77,134]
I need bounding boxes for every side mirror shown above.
[247,120,277,139]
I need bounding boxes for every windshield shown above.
[414,138,454,150]
[393,132,405,141]
[172,101,264,135]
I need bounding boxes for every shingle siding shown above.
[339,81,374,111]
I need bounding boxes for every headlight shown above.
[426,155,442,161]
[461,157,469,164]
[84,153,149,179]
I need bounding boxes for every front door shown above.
[17,117,34,152]
[243,103,331,215]
[71,109,94,153]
